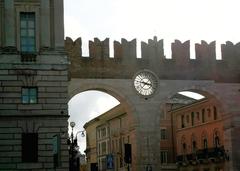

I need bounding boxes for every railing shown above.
[21,53,37,62]
[176,146,229,166]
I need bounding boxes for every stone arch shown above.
[68,79,239,170]
[161,85,229,114]
[68,81,139,127]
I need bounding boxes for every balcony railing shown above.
[21,53,37,62]
[176,146,229,166]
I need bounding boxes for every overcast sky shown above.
[64,0,240,153]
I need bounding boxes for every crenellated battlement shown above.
[65,37,240,82]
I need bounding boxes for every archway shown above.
[68,79,139,125]
[68,80,139,171]
[68,76,239,171]
[68,90,120,152]
[160,88,230,171]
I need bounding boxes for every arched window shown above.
[202,109,205,123]
[214,106,217,120]
[203,139,208,149]
[191,134,197,153]
[181,136,187,154]
[201,131,208,149]
[191,112,194,126]
[213,129,220,148]
[192,141,197,153]
[181,115,185,128]
[183,143,186,152]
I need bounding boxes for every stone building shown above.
[0,0,239,171]
[84,93,230,171]
[0,0,69,170]
[172,96,228,171]
[66,35,240,170]
[84,105,136,171]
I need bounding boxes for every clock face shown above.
[133,71,158,96]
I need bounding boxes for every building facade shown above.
[0,1,239,171]
[84,105,136,171]
[159,103,178,171]
[0,0,69,170]
[85,95,230,171]
[172,97,229,171]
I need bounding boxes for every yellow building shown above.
[84,104,136,171]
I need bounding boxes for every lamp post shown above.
[68,121,85,171]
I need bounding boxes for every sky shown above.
[68,91,119,153]
[64,0,240,57]
[64,0,240,153]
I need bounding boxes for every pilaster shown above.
[4,0,16,49]
[53,0,64,49]
[40,0,51,49]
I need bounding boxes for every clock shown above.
[133,70,158,97]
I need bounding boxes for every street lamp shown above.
[68,121,85,171]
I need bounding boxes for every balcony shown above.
[21,53,37,62]
[176,146,229,166]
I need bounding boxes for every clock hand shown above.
[140,81,152,86]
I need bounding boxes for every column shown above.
[40,0,51,48]
[4,0,15,48]
[53,0,64,49]
[0,7,2,48]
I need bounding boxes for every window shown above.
[98,143,101,155]
[214,106,217,120]
[160,151,168,164]
[213,131,220,148]
[100,157,106,171]
[100,127,106,138]
[181,115,185,128]
[101,141,106,154]
[182,143,187,154]
[20,12,36,53]
[112,140,114,152]
[203,139,208,149]
[214,136,220,148]
[98,130,101,139]
[22,87,37,104]
[192,140,197,153]
[202,131,208,149]
[160,128,167,140]
[191,112,194,126]
[202,109,205,123]
[22,133,38,162]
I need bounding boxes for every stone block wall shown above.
[0,53,69,170]
[65,37,240,83]
[0,0,69,170]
